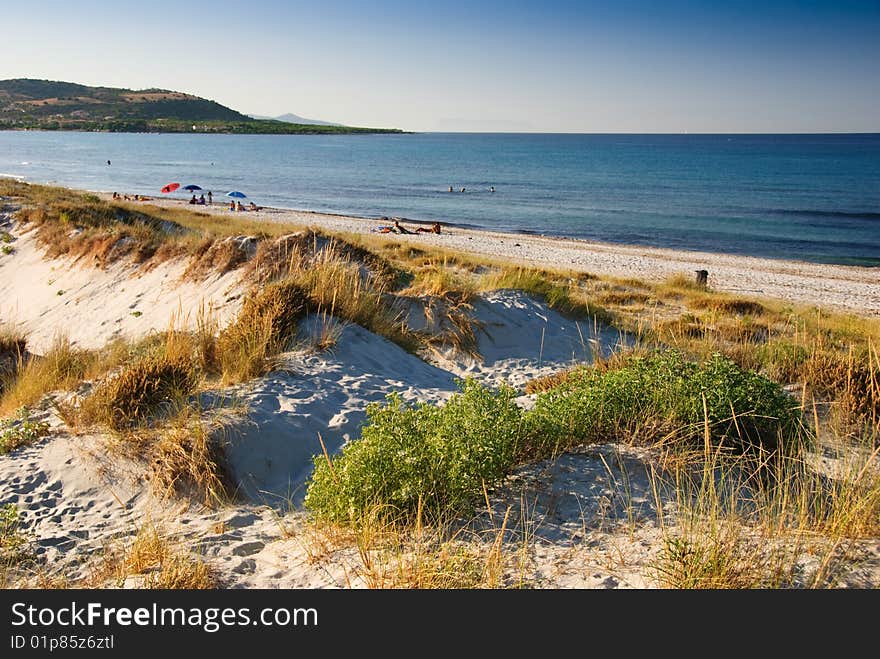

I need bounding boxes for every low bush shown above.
[305,380,524,525]
[0,407,50,454]
[526,350,805,457]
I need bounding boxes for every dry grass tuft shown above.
[0,335,91,417]
[79,354,199,430]
[215,280,310,383]
[149,406,231,506]
[688,296,766,317]
[524,366,585,394]
[287,246,420,352]
[421,295,483,360]
[244,232,311,282]
[89,524,216,589]
[183,236,254,280]
[0,327,27,394]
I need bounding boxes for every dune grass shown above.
[214,280,310,383]
[60,523,217,590]
[0,335,130,418]
[77,353,199,431]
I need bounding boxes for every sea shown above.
[1,131,878,266]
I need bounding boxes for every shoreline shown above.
[124,193,880,317]
[4,179,877,317]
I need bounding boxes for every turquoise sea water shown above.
[1,131,878,265]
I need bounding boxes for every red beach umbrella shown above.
[161,182,181,194]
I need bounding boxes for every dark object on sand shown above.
[695,269,709,287]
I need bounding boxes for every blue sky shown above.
[2,0,878,132]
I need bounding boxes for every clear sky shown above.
[2,0,878,132]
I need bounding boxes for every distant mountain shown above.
[249,112,341,127]
[0,79,404,134]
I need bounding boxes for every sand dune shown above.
[0,223,245,353]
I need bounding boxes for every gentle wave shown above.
[768,209,880,220]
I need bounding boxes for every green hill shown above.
[0,79,404,134]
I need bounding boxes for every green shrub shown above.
[305,380,524,525]
[0,504,30,563]
[0,407,50,454]
[527,351,804,456]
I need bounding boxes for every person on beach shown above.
[248,201,259,211]
[393,219,413,234]
[236,201,245,212]
[229,200,236,211]
[415,222,442,234]
[449,185,454,192]
[198,194,206,205]
[189,195,197,204]
[207,191,212,206]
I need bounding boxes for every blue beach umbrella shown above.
[182,184,202,191]
[226,191,247,198]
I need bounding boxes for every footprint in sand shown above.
[232,541,265,557]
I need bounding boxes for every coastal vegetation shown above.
[0,79,404,134]
[1,179,878,588]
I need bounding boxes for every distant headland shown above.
[0,78,406,135]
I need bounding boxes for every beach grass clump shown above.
[659,272,710,294]
[0,335,92,416]
[687,296,766,318]
[798,345,880,428]
[652,529,790,589]
[0,328,27,389]
[215,280,310,383]
[287,247,420,352]
[81,353,199,430]
[421,296,482,360]
[305,380,524,526]
[149,406,230,506]
[86,524,215,590]
[182,236,253,280]
[526,350,805,458]
[404,261,477,301]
